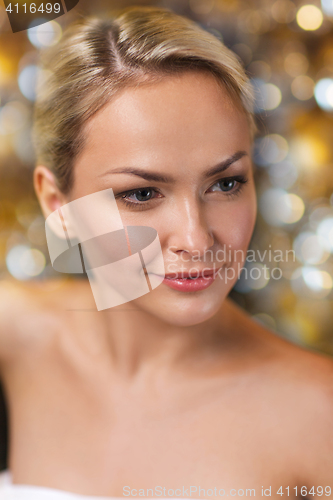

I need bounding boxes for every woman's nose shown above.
[167,198,214,259]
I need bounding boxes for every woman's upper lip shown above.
[163,268,221,279]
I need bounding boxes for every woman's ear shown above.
[33,166,68,219]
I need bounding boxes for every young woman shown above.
[0,6,332,499]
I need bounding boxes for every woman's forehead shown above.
[80,72,250,164]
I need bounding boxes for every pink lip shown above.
[162,268,221,292]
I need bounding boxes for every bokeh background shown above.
[0,0,333,355]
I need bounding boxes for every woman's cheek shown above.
[214,198,256,267]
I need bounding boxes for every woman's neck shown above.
[95,297,240,382]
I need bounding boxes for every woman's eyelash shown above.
[210,175,249,199]
[116,187,162,210]
[115,175,249,209]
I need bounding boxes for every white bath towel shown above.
[0,470,124,500]
[0,470,195,500]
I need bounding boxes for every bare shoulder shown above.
[225,296,333,380]
[226,298,333,483]
[0,277,92,360]
[272,339,333,485]
[224,296,333,420]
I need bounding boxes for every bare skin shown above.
[0,71,332,498]
[1,279,333,498]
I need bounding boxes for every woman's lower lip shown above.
[162,274,216,292]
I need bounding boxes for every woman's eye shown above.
[210,179,237,192]
[208,175,248,198]
[212,179,236,191]
[127,188,154,202]
[117,187,162,210]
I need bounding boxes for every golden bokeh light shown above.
[291,75,314,100]
[296,5,323,31]
[271,0,296,23]
[289,135,330,171]
[284,52,309,77]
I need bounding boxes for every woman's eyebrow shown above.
[203,150,248,179]
[100,150,248,183]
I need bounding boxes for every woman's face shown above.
[66,71,257,326]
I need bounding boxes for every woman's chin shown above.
[131,285,227,327]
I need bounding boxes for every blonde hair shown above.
[32,6,257,194]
